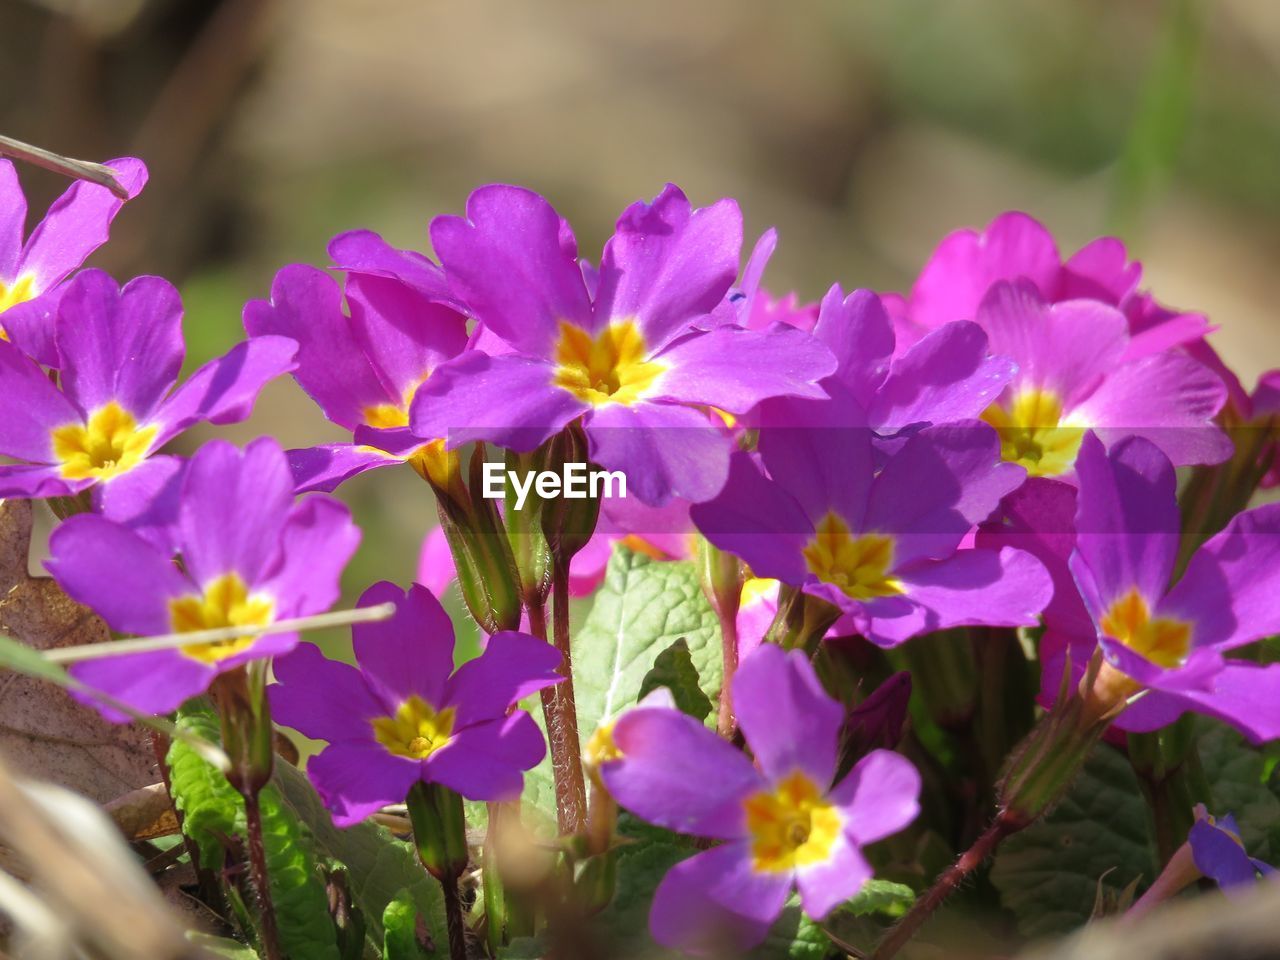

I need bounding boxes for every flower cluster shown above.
[7,159,1280,960]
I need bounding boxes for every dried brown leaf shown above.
[0,500,156,801]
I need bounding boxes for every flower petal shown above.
[430,184,591,355]
[270,642,384,744]
[1071,433,1179,618]
[306,741,421,827]
[243,264,394,430]
[97,454,186,554]
[734,645,843,786]
[287,442,400,494]
[812,285,894,407]
[795,830,873,920]
[17,157,147,286]
[154,336,297,443]
[179,438,294,588]
[594,184,742,350]
[1163,502,1280,651]
[829,748,922,845]
[425,713,546,801]
[603,704,763,839]
[0,160,26,276]
[258,495,360,618]
[653,323,834,413]
[648,843,791,953]
[584,401,730,506]
[349,582,454,711]
[328,229,461,309]
[871,320,1015,431]
[69,650,212,722]
[0,337,82,463]
[410,351,586,451]
[690,451,812,585]
[46,514,191,635]
[444,631,563,727]
[55,272,183,419]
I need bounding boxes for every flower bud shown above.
[406,782,468,882]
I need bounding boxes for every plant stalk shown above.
[242,790,283,960]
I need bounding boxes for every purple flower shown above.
[0,157,147,364]
[1051,432,1280,742]
[1188,808,1274,891]
[598,644,920,952]
[690,402,1052,646]
[270,582,562,824]
[44,437,359,720]
[244,231,470,493]
[0,271,297,523]
[807,284,1015,436]
[972,280,1229,478]
[409,183,836,505]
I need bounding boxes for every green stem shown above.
[242,790,283,960]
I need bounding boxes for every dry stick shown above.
[871,814,1019,960]
[0,133,130,197]
[43,603,396,663]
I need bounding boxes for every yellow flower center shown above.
[1092,587,1193,703]
[981,388,1085,477]
[371,695,457,759]
[802,512,903,600]
[170,573,276,664]
[744,771,843,873]
[585,721,622,767]
[362,382,459,489]
[51,402,158,481]
[0,274,37,337]
[552,320,665,407]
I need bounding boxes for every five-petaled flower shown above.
[408,183,837,505]
[45,437,360,719]
[270,581,563,825]
[597,644,921,952]
[0,270,297,533]
[692,398,1052,646]
[0,157,147,363]
[244,230,470,494]
[1042,432,1280,742]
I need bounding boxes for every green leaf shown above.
[259,786,342,960]
[749,896,831,960]
[991,742,1156,938]
[272,758,447,957]
[1198,722,1280,863]
[639,638,714,722]
[382,893,429,960]
[840,879,915,919]
[524,548,721,816]
[167,703,243,870]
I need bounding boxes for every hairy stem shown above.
[871,814,1019,960]
[242,789,283,960]
[717,605,739,739]
[531,570,588,835]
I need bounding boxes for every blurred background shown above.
[3,0,1279,612]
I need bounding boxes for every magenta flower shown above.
[970,280,1229,478]
[0,157,147,364]
[1049,432,1280,742]
[244,231,470,493]
[888,210,1211,361]
[0,270,297,516]
[45,437,360,720]
[691,403,1051,646]
[270,582,563,825]
[409,183,836,505]
[599,644,920,952]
